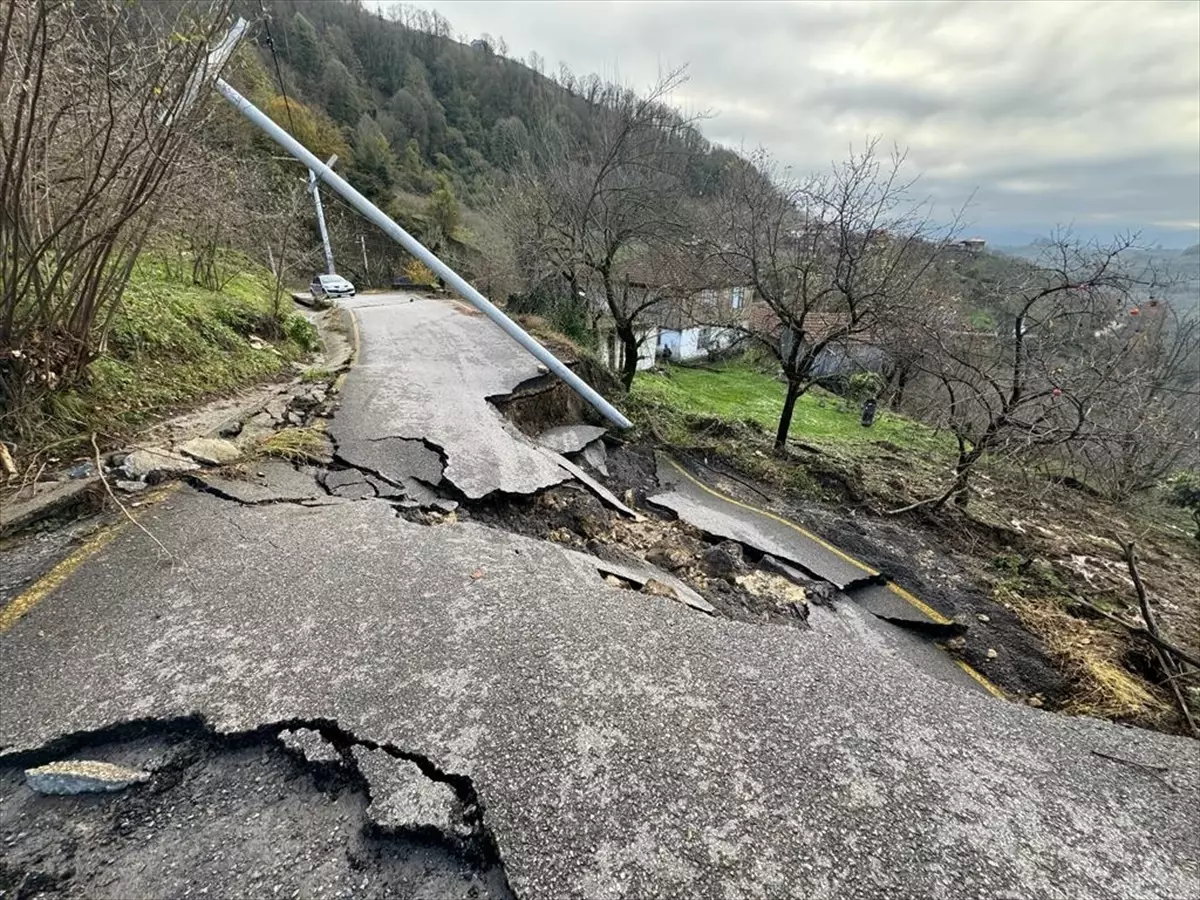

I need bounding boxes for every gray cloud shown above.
[384,0,1200,246]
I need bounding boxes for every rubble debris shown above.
[645,544,693,572]
[583,554,716,615]
[115,480,148,494]
[544,450,638,519]
[641,578,677,598]
[121,448,200,482]
[177,437,241,467]
[735,570,809,618]
[703,541,747,581]
[25,760,150,795]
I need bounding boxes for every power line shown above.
[258,1,295,136]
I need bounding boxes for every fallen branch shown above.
[92,433,173,561]
[1119,538,1198,738]
[885,483,962,516]
[1070,596,1200,672]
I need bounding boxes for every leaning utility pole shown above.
[309,155,337,275]
[207,20,631,429]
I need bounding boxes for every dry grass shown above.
[257,425,331,464]
[1002,586,1170,724]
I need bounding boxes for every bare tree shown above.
[909,232,1154,510]
[1071,300,1200,498]
[503,70,702,388]
[712,142,958,450]
[0,0,233,434]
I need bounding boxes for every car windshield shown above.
[319,276,345,285]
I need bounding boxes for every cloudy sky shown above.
[385,0,1200,248]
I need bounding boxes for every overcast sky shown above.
[383,0,1200,248]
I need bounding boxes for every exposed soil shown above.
[0,721,513,900]
[463,457,811,627]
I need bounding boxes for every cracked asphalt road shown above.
[2,292,1198,899]
[332,293,571,499]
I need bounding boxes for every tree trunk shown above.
[774,378,802,452]
[952,461,972,509]
[889,364,910,411]
[617,322,640,390]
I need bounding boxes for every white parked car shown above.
[310,273,356,300]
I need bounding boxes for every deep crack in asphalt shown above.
[0,716,515,900]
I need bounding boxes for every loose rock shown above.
[26,760,150,795]
[177,437,241,467]
[121,448,200,481]
[703,541,746,580]
[115,480,148,494]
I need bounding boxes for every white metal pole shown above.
[308,159,336,275]
[214,76,632,429]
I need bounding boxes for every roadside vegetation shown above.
[10,255,314,465]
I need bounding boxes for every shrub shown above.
[1164,471,1200,539]
[283,314,320,353]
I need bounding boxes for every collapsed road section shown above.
[4,291,1198,900]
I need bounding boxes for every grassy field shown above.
[11,255,317,461]
[632,362,950,456]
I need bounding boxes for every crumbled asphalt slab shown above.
[536,424,609,454]
[330,295,572,499]
[0,718,513,900]
[333,435,446,489]
[3,492,1197,900]
[650,451,877,590]
[842,580,963,633]
[187,460,330,506]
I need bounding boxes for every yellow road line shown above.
[885,582,953,626]
[952,659,1008,699]
[0,482,180,634]
[664,455,952,627]
[662,455,877,576]
[0,524,124,633]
